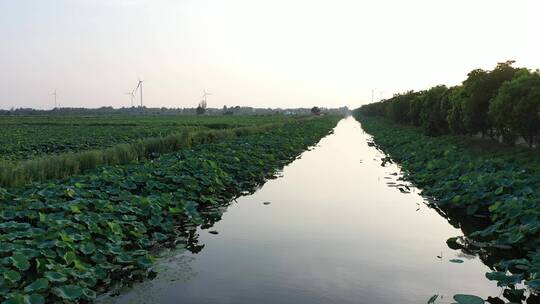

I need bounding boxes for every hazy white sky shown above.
[1,0,539,110]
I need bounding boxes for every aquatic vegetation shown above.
[0,116,339,303]
[453,294,485,304]
[0,115,294,161]
[355,114,540,302]
[0,116,302,188]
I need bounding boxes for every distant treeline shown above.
[356,61,540,147]
[0,106,349,116]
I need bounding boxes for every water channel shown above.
[104,117,501,303]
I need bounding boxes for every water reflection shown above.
[102,117,530,304]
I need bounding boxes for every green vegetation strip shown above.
[355,114,540,300]
[0,115,293,161]
[0,118,302,188]
[0,116,339,303]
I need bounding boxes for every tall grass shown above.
[0,122,284,188]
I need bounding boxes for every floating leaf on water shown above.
[449,259,464,264]
[427,294,438,303]
[453,294,484,304]
[446,237,461,250]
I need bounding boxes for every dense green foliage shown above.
[357,61,540,146]
[0,116,339,303]
[0,120,298,188]
[355,115,540,302]
[0,115,294,161]
[489,70,540,146]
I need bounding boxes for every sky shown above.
[1,0,539,110]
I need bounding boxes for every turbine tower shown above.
[51,89,58,108]
[201,89,211,108]
[131,77,143,107]
[125,91,135,107]
[136,78,143,107]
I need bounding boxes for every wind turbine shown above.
[125,91,135,107]
[201,89,211,108]
[51,89,58,108]
[132,77,143,107]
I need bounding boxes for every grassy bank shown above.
[0,116,339,303]
[354,113,540,300]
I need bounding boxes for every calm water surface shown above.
[104,117,501,304]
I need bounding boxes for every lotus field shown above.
[0,115,340,303]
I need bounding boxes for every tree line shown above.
[357,61,540,147]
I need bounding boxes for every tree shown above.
[311,106,321,115]
[489,69,540,147]
[418,85,449,135]
[461,61,518,136]
[446,86,467,134]
[385,91,418,124]
[408,94,424,127]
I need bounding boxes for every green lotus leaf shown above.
[136,256,154,268]
[152,232,168,242]
[4,271,21,283]
[25,294,45,304]
[23,278,49,293]
[53,285,83,300]
[63,251,77,265]
[10,254,30,271]
[79,242,96,255]
[44,271,67,283]
[82,288,97,301]
[453,294,484,304]
[526,279,540,290]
